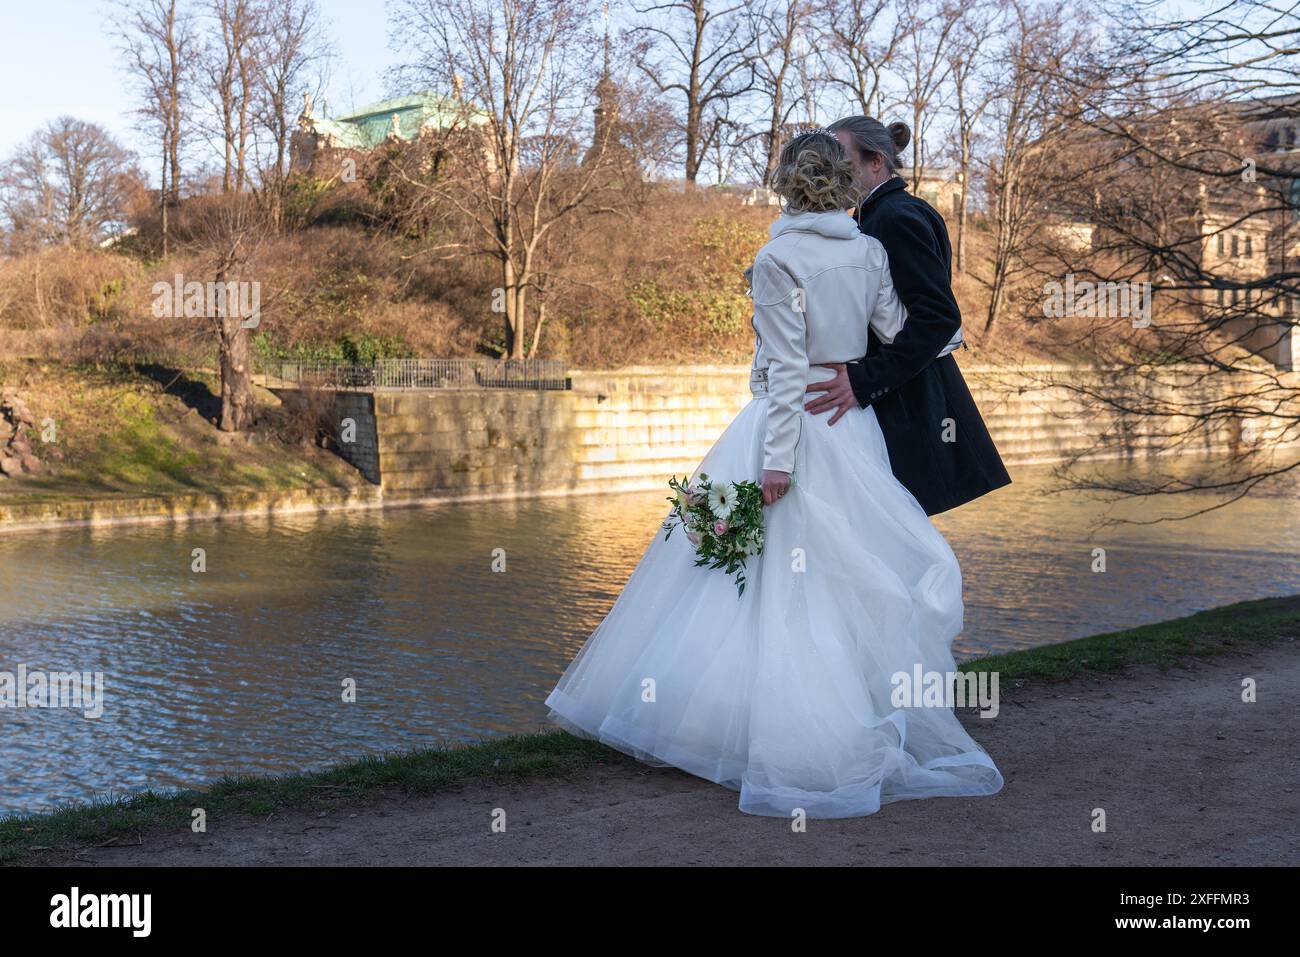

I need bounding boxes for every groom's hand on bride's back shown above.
[804,362,856,425]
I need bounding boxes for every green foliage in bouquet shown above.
[662,473,765,596]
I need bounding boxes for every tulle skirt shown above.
[545,390,1004,818]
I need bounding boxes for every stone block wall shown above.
[332,391,380,484]
[313,364,1298,502]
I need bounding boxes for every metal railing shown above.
[262,357,569,391]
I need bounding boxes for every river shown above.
[1,457,1297,814]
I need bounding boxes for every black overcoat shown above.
[846,177,1011,515]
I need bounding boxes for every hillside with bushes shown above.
[0,180,1131,373]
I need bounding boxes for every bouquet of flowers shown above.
[662,473,765,595]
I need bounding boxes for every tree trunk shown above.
[32,254,47,327]
[160,152,170,257]
[911,102,922,192]
[685,102,701,183]
[956,143,970,274]
[764,124,780,186]
[237,78,250,191]
[529,298,547,356]
[218,314,254,431]
[500,256,526,359]
[985,194,1012,334]
[510,283,528,359]
[224,119,233,193]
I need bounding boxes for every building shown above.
[912,167,964,221]
[290,89,488,174]
[1059,98,1299,369]
[1198,98,1300,368]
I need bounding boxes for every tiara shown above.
[802,127,835,137]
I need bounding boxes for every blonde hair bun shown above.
[770,131,858,212]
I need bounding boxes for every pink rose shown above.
[714,519,729,536]
[686,529,701,546]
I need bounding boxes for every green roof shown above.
[314,91,487,150]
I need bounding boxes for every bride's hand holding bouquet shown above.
[662,471,793,595]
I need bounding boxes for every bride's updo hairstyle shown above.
[770,130,858,212]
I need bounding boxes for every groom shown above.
[804,115,1011,515]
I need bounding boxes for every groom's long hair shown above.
[827,116,911,174]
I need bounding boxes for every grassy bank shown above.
[0,360,363,510]
[959,593,1300,684]
[3,594,1297,864]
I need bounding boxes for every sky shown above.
[0,0,399,170]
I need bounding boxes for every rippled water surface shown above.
[2,458,1297,813]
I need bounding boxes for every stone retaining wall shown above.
[325,364,1298,501]
[333,392,380,484]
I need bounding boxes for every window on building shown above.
[1245,235,1253,257]
[1217,233,1225,256]
[1217,288,1225,306]
[1232,235,1239,257]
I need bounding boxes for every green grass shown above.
[957,594,1300,684]
[2,594,1297,864]
[0,361,361,507]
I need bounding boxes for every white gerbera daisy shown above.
[707,481,736,518]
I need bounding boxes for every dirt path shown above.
[66,642,1300,866]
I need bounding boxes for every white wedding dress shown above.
[545,209,1004,818]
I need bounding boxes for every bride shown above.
[545,129,1004,819]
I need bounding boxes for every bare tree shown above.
[202,0,267,193]
[392,0,633,358]
[945,0,1000,273]
[116,0,198,256]
[814,0,906,120]
[631,0,758,183]
[1023,0,1300,511]
[894,0,962,191]
[180,195,273,430]
[749,1,812,185]
[255,0,332,210]
[978,0,1083,332]
[0,118,140,248]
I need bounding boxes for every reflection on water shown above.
[1,458,1297,814]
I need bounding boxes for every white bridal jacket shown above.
[748,208,956,475]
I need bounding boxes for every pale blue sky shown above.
[0,0,397,166]
[0,0,1201,185]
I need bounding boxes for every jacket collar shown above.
[770,208,861,241]
[856,176,907,218]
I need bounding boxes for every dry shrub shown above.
[0,247,138,331]
[242,226,483,358]
[261,384,337,446]
[551,186,772,367]
[8,178,1174,372]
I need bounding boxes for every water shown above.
[1,459,1297,814]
